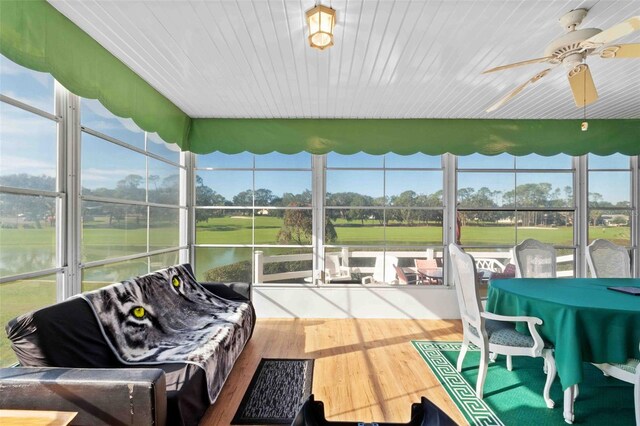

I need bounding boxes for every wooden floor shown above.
[201,318,466,425]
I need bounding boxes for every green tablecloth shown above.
[486,278,640,390]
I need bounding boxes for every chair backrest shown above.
[586,239,631,278]
[448,244,482,329]
[415,259,438,271]
[373,254,399,283]
[514,239,557,278]
[325,254,345,277]
[394,265,410,285]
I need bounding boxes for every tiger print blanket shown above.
[80,264,255,403]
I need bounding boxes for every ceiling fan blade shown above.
[568,64,598,107]
[482,57,555,74]
[486,68,553,112]
[580,16,640,49]
[600,43,640,58]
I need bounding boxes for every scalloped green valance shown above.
[2,0,639,156]
[0,0,191,148]
[188,118,640,156]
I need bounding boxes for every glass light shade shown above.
[306,5,336,50]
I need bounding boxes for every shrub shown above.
[204,261,252,282]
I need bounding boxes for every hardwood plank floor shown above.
[200,319,466,425]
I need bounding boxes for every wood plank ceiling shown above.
[49,0,639,119]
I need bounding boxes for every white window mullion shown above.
[632,156,639,277]
[61,86,82,298]
[312,154,326,284]
[575,155,588,278]
[182,151,194,265]
[443,153,457,286]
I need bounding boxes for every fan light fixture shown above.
[306,4,336,50]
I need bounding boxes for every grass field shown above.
[0,278,56,366]
[0,216,631,366]
[195,216,630,246]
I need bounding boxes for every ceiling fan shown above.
[483,9,640,112]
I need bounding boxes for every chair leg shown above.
[573,384,579,400]
[542,350,556,409]
[634,381,639,426]
[563,386,575,424]
[457,336,469,372]
[489,352,497,363]
[506,355,513,371]
[476,344,489,399]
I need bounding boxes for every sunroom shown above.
[1,1,639,425]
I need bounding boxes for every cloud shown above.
[82,98,143,135]
[1,56,51,87]
[0,108,56,138]
[0,154,56,176]
[81,167,143,188]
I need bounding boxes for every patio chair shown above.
[591,343,640,425]
[325,254,353,282]
[362,255,399,284]
[449,243,556,407]
[414,259,441,284]
[514,239,557,278]
[586,239,631,278]
[394,265,421,285]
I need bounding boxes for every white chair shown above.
[514,239,557,278]
[324,254,353,283]
[362,255,398,284]
[449,243,556,407]
[592,343,640,426]
[586,239,631,278]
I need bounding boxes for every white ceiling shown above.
[49,0,640,119]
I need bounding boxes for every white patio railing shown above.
[254,249,575,283]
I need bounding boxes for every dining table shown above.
[485,278,640,424]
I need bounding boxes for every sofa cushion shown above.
[81,264,255,403]
[7,297,122,369]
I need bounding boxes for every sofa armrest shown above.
[201,282,251,301]
[0,367,166,426]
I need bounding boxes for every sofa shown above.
[0,264,255,426]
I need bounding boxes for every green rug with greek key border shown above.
[412,341,635,426]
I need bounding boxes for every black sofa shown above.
[0,264,254,426]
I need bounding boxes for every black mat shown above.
[232,358,315,425]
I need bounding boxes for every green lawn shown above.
[195,216,630,247]
[0,278,57,366]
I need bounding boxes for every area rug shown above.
[412,341,635,426]
[231,358,314,425]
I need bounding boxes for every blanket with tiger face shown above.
[80,264,255,403]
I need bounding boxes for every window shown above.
[457,153,576,277]
[79,98,187,290]
[194,152,313,283]
[0,54,60,366]
[325,153,444,285]
[588,154,633,248]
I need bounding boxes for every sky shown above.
[0,54,633,205]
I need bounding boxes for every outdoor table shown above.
[414,267,443,284]
[485,278,640,424]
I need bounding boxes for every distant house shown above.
[599,214,629,226]
[257,209,270,216]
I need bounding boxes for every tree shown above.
[233,190,253,210]
[195,176,226,223]
[254,188,275,206]
[276,202,337,244]
[115,174,144,200]
[0,174,56,228]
